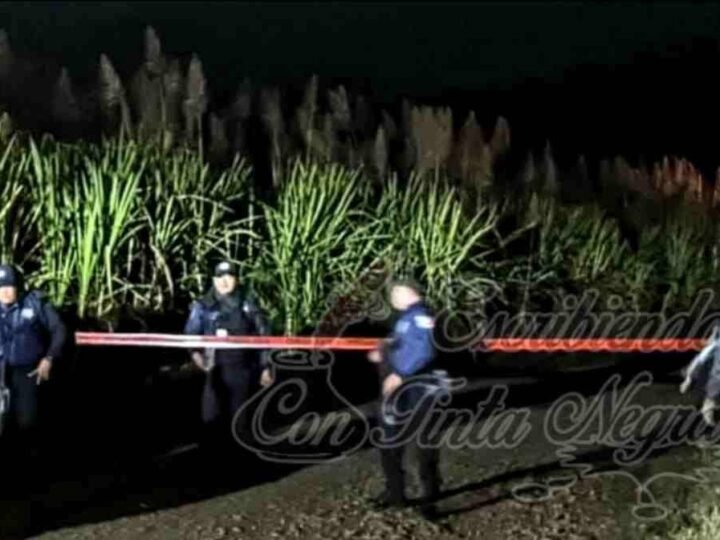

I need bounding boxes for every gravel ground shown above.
[16,370,709,540]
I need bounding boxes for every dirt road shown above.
[2,362,709,540]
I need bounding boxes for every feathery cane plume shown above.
[411,106,452,176]
[319,112,336,162]
[372,125,388,181]
[232,77,253,121]
[231,78,252,155]
[209,112,229,162]
[260,86,283,138]
[436,106,453,171]
[260,87,285,185]
[131,67,162,140]
[478,144,493,190]
[296,74,318,153]
[519,151,536,189]
[381,110,398,141]
[572,155,592,198]
[99,54,123,112]
[162,57,183,136]
[99,54,132,137]
[0,29,13,81]
[144,26,165,76]
[410,105,428,174]
[490,116,511,157]
[328,84,351,132]
[0,111,12,142]
[52,67,81,127]
[450,110,485,184]
[183,53,208,147]
[541,141,558,195]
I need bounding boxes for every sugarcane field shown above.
[4,3,720,539]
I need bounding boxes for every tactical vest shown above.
[0,291,49,367]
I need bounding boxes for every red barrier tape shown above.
[75,333,379,350]
[74,333,707,353]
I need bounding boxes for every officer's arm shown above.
[687,340,716,383]
[244,293,272,369]
[42,302,67,361]
[244,294,271,336]
[184,302,205,357]
[706,346,720,399]
[389,316,434,377]
[184,302,204,335]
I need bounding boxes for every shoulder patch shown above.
[413,314,435,329]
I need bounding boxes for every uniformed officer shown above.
[0,264,66,457]
[680,324,720,425]
[184,261,271,447]
[367,279,443,510]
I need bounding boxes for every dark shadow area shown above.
[427,439,680,521]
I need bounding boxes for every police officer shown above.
[184,261,271,447]
[367,279,443,510]
[680,325,720,425]
[0,264,66,458]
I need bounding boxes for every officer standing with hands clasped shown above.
[367,279,444,512]
[184,261,272,450]
[0,264,66,462]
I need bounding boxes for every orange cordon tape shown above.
[484,338,706,352]
[74,333,708,353]
[75,333,380,350]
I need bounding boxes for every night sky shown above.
[3,2,720,172]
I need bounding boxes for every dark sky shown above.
[3,2,720,94]
[3,2,720,171]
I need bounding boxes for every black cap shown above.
[0,264,19,288]
[214,260,238,278]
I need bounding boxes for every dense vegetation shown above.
[0,131,719,335]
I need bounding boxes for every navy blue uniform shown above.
[184,288,270,436]
[0,290,66,439]
[378,301,442,504]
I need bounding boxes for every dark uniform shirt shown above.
[184,287,270,366]
[0,291,66,367]
[385,301,436,377]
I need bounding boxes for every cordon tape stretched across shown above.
[74,333,707,353]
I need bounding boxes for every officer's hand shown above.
[680,378,692,394]
[703,398,718,426]
[260,368,274,387]
[367,349,382,363]
[382,373,403,396]
[191,352,209,372]
[28,358,52,385]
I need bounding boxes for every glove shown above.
[679,378,692,394]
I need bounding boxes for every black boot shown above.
[371,489,407,510]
